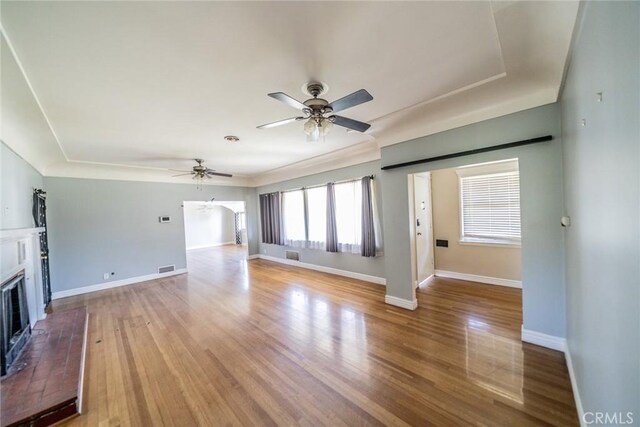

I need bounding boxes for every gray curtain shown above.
[325,183,339,252]
[361,176,376,257]
[234,212,242,244]
[260,192,283,245]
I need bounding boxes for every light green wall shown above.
[561,1,639,417]
[256,160,385,279]
[380,103,566,337]
[44,177,258,293]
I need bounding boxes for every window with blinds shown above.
[459,169,521,244]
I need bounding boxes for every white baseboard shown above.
[385,295,418,310]
[521,327,566,352]
[250,254,386,285]
[564,344,585,427]
[246,254,260,260]
[187,241,235,250]
[51,268,188,300]
[435,270,522,288]
[416,274,434,288]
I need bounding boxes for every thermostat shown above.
[159,216,171,223]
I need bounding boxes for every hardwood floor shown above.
[52,246,577,426]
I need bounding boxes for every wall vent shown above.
[158,265,176,274]
[285,251,299,261]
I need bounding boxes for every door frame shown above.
[408,173,435,292]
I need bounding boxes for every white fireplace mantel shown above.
[0,227,46,241]
[1,227,47,327]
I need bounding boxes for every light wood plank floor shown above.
[52,245,577,426]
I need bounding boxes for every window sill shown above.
[458,238,521,248]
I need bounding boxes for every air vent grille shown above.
[285,251,299,261]
[158,265,176,274]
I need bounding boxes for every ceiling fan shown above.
[257,82,373,141]
[171,159,232,180]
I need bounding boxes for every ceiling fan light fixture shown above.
[319,119,333,136]
[303,118,318,135]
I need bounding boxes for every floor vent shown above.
[158,265,175,274]
[285,251,299,261]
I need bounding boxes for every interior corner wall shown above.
[0,142,44,230]
[43,177,259,294]
[255,160,385,280]
[380,103,566,338]
[430,167,522,281]
[560,1,639,418]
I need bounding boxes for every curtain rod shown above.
[380,135,553,171]
[262,175,374,195]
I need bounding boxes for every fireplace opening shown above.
[1,271,31,376]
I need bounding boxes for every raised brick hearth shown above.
[1,307,88,427]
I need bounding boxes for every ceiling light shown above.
[303,118,318,135]
[224,135,239,143]
[319,119,333,136]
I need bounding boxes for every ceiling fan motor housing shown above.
[305,82,327,98]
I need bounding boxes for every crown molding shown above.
[44,160,253,187]
[250,140,381,187]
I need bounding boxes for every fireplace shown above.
[1,271,31,376]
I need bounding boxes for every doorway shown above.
[410,173,435,288]
[409,159,523,292]
[182,201,247,252]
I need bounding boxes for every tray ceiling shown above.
[1,1,579,186]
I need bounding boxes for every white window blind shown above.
[460,171,521,242]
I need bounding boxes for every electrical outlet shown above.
[103,273,110,280]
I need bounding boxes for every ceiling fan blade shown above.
[169,169,193,173]
[268,92,308,110]
[331,115,371,133]
[327,89,373,113]
[172,173,194,177]
[206,171,233,178]
[257,116,304,129]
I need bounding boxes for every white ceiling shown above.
[1,1,579,186]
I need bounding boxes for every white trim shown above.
[564,345,586,427]
[416,274,434,288]
[51,268,187,300]
[250,254,386,285]
[246,254,260,260]
[0,24,69,168]
[252,141,380,187]
[521,327,566,352]
[384,295,418,310]
[186,241,236,251]
[458,239,521,248]
[0,227,46,241]
[435,270,522,288]
[77,311,89,414]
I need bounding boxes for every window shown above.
[259,176,377,256]
[238,212,246,230]
[282,190,305,247]
[306,186,327,250]
[458,161,521,245]
[334,180,362,253]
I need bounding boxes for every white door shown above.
[414,174,435,286]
